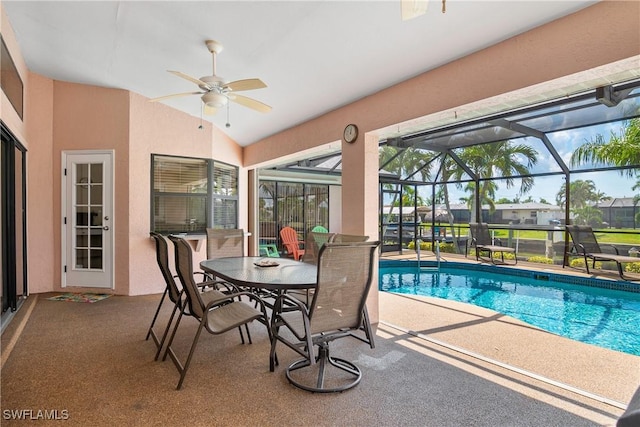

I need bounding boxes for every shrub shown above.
[408,240,456,253]
[527,256,553,264]
[467,248,516,260]
[569,258,603,270]
[625,262,640,273]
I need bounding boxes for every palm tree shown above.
[555,179,602,211]
[573,205,604,227]
[462,181,497,218]
[571,118,640,177]
[432,142,537,252]
[459,141,538,223]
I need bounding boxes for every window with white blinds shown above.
[151,154,238,233]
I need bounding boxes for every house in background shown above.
[597,197,639,229]
[432,203,564,226]
[488,203,564,225]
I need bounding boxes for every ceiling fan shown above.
[401,0,446,20]
[150,40,271,116]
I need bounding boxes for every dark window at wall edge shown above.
[0,36,24,120]
[150,154,239,234]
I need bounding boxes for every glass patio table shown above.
[199,256,317,292]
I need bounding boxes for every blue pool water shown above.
[379,264,640,356]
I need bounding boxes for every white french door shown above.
[62,151,114,289]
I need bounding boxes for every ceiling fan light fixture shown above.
[202,92,228,109]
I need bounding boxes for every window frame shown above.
[150,154,239,234]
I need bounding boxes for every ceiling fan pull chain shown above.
[442,0,446,13]
[226,102,231,128]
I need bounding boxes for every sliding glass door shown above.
[1,123,27,330]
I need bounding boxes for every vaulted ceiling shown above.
[3,0,600,146]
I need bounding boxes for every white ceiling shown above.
[3,0,599,147]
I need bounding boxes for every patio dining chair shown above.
[467,223,517,265]
[280,226,305,260]
[207,227,278,302]
[301,232,369,265]
[165,236,271,390]
[146,232,238,361]
[564,225,638,279]
[206,228,244,259]
[269,240,380,393]
[301,231,334,265]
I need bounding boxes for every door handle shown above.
[103,226,110,231]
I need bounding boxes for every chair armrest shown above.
[198,279,239,294]
[273,292,311,316]
[204,290,268,313]
[599,244,620,255]
[571,243,588,255]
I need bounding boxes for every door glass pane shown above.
[76,249,88,269]
[90,249,102,269]
[76,231,88,247]
[14,147,25,298]
[76,184,88,204]
[0,142,4,313]
[90,163,103,184]
[91,184,102,205]
[77,164,89,183]
[76,207,89,225]
[90,232,102,248]
[90,207,102,226]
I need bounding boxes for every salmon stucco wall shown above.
[51,81,131,294]
[128,92,244,295]
[24,73,54,293]
[243,1,640,168]
[2,4,57,295]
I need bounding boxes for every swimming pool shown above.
[379,261,640,356]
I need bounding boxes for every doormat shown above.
[46,293,112,303]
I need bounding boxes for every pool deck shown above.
[378,250,640,410]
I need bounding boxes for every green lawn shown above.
[450,225,640,245]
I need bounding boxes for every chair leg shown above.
[175,320,206,390]
[361,306,376,349]
[163,300,187,362]
[285,343,362,393]
[146,289,168,344]
[154,301,180,361]
[244,324,252,344]
[584,254,591,274]
[615,262,629,280]
[269,324,279,372]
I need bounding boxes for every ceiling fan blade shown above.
[203,104,218,115]
[401,0,428,20]
[225,78,267,92]
[168,70,208,88]
[229,94,272,113]
[149,91,202,102]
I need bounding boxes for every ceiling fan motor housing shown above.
[199,75,227,91]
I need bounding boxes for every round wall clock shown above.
[343,124,358,143]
